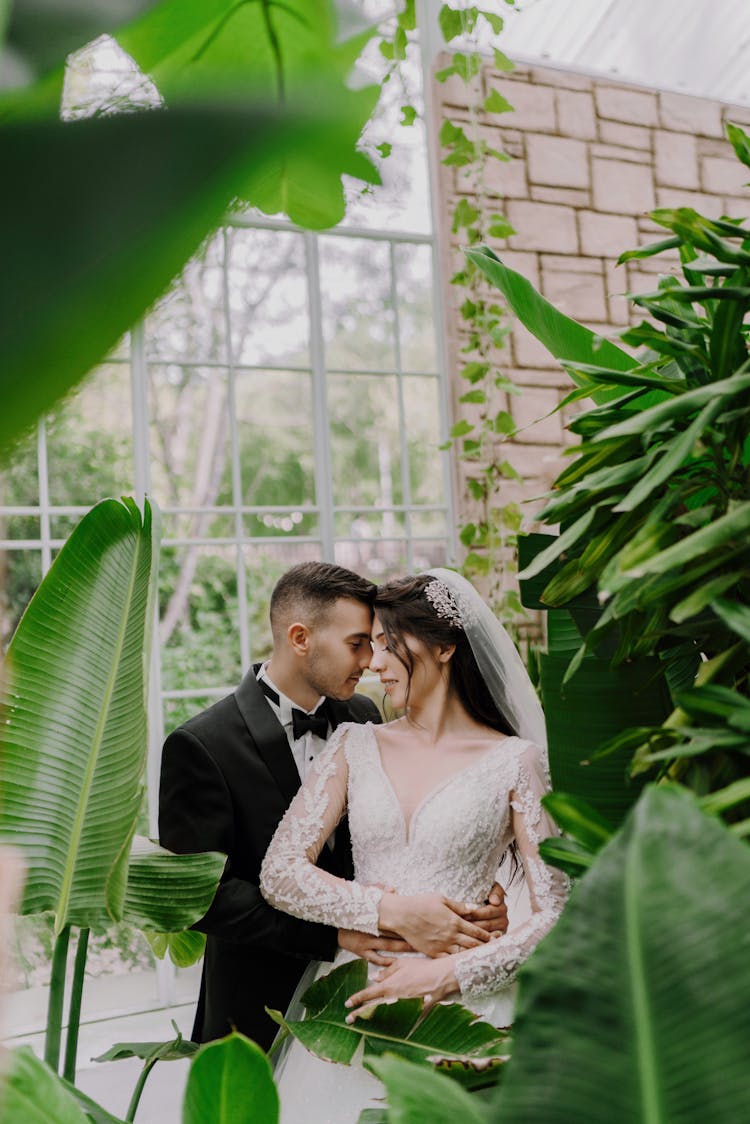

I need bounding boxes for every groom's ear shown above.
[437,643,456,664]
[288,621,311,654]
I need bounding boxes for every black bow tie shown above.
[258,677,331,741]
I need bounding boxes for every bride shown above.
[260,568,567,1121]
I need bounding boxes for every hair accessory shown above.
[424,578,469,629]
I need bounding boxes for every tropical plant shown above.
[0,497,226,1092]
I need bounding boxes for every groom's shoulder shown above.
[170,690,243,744]
[344,692,382,725]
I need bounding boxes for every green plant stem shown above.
[44,924,71,1073]
[126,1057,159,1123]
[62,926,89,1083]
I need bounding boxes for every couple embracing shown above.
[159,562,567,1121]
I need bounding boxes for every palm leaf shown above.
[0,498,159,932]
[492,785,750,1122]
[182,1033,279,1124]
[366,1056,489,1124]
[267,959,510,1091]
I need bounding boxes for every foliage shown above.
[268,958,510,1092]
[0,0,381,457]
[490,786,750,1122]
[469,137,750,823]
[182,1033,279,1124]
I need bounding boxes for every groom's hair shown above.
[270,562,376,637]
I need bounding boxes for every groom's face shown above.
[305,597,373,700]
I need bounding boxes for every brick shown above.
[513,366,572,390]
[507,201,578,252]
[654,130,699,189]
[526,134,589,188]
[698,137,733,158]
[591,143,651,165]
[592,158,656,214]
[531,186,590,207]
[595,84,659,126]
[578,211,638,257]
[435,52,484,107]
[543,253,609,273]
[659,92,723,137]
[599,120,651,151]
[555,89,598,140]
[722,105,750,128]
[654,187,726,217]
[723,195,750,218]
[541,266,608,322]
[701,155,750,195]
[483,154,529,199]
[512,325,560,369]
[528,66,592,91]
[504,82,557,131]
[510,387,565,445]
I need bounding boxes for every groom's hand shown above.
[338,928,412,966]
[464,881,508,936]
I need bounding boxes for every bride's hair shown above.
[374,574,515,737]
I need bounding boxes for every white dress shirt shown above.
[256,663,332,783]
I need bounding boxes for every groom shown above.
[159,561,507,1050]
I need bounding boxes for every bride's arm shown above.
[451,739,568,999]
[260,727,383,934]
[345,740,568,1016]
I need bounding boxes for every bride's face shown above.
[369,614,443,710]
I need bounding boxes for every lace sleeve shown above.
[260,726,383,934]
[453,740,568,999]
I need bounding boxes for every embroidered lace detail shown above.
[260,727,382,933]
[261,724,567,993]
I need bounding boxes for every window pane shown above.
[328,374,401,506]
[0,516,40,543]
[1,549,41,650]
[46,363,133,507]
[159,544,242,694]
[334,539,409,581]
[334,511,406,538]
[403,376,444,505]
[226,228,309,367]
[161,512,236,542]
[320,239,396,370]
[411,539,451,571]
[146,232,225,364]
[149,365,232,514]
[0,428,39,508]
[410,510,448,539]
[395,243,437,372]
[235,370,317,518]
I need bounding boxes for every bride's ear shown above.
[437,642,456,664]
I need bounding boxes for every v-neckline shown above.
[365,723,516,845]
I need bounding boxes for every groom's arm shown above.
[159,728,338,961]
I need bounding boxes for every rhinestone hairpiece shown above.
[424,579,464,629]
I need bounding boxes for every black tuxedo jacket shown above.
[158,666,380,1050]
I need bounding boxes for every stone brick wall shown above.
[434,61,750,542]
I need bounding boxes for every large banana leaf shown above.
[268,959,510,1092]
[0,498,158,932]
[122,836,225,932]
[0,1047,100,1124]
[366,1056,489,1124]
[182,1033,279,1124]
[491,785,750,1122]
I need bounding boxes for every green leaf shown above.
[670,573,743,623]
[493,48,514,72]
[541,792,615,850]
[144,928,207,968]
[466,248,635,402]
[0,95,376,458]
[538,836,595,877]
[700,777,750,816]
[460,361,490,383]
[712,597,750,643]
[452,197,480,232]
[492,786,750,1122]
[518,511,596,582]
[367,1056,490,1124]
[450,419,475,438]
[183,1033,279,1124]
[270,960,509,1090]
[617,236,682,264]
[459,522,477,547]
[400,104,418,127]
[0,1047,93,1124]
[94,1025,198,1064]
[459,389,487,405]
[479,9,505,35]
[613,398,723,513]
[484,88,513,114]
[438,4,465,42]
[726,121,750,170]
[0,499,158,932]
[625,503,750,579]
[487,213,515,239]
[375,141,392,158]
[122,836,225,932]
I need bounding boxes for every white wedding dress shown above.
[260,722,567,1123]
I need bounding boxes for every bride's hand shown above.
[377,891,491,957]
[344,957,458,1022]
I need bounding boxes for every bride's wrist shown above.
[377,889,402,932]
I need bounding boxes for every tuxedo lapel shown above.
[234,667,300,806]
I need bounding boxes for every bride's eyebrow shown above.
[371,630,385,642]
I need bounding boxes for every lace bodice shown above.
[260,722,567,999]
